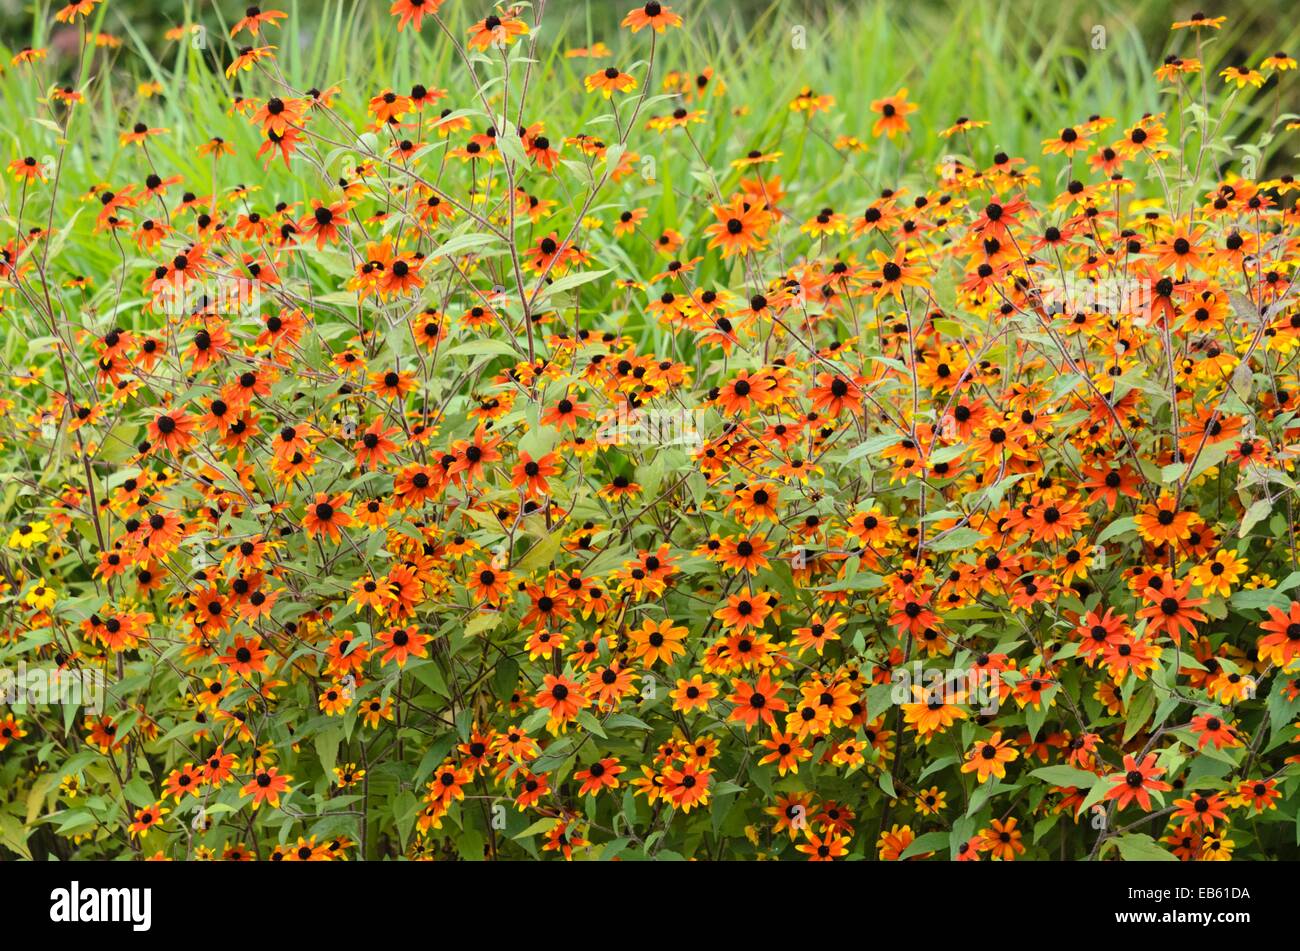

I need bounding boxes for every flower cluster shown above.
[0,1,1298,861]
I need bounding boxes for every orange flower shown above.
[575,756,625,796]
[219,635,271,677]
[705,196,770,257]
[354,418,401,469]
[376,625,431,667]
[1103,753,1171,811]
[241,766,292,809]
[467,11,528,50]
[713,592,773,631]
[1257,600,1300,667]
[622,2,682,32]
[584,66,638,97]
[961,731,1019,782]
[628,617,688,667]
[147,410,197,455]
[390,0,446,32]
[510,451,561,498]
[727,673,787,730]
[869,88,918,138]
[302,493,352,543]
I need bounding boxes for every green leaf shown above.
[1025,698,1049,741]
[1239,498,1272,537]
[538,268,611,298]
[314,728,341,783]
[408,661,450,697]
[846,433,903,462]
[1159,461,1186,483]
[604,712,653,731]
[464,611,503,638]
[414,734,458,786]
[393,790,418,848]
[25,772,61,825]
[576,710,607,738]
[456,827,486,861]
[926,526,985,552]
[899,829,949,859]
[1033,812,1062,844]
[1114,833,1178,861]
[429,232,501,259]
[967,780,1017,817]
[0,813,31,859]
[513,816,559,840]
[1095,517,1138,544]
[1123,686,1155,742]
[517,526,567,574]
[444,339,519,359]
[1229,587,1290,612]
[1030,765,1102,788]
[122,777,155,808]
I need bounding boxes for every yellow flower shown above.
[318,683,353,716]
[11,366,46,387]
[1189,550,1247,598]
[914,786,947,815]
[9,520,50,549]
[333,763,366,788]
[24,579,56,611]
[1219,65,1264,89]
[1201,834,1235,861]
[960,731,1020,782]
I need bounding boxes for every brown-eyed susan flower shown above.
[303,493,352,543]
[55,0,100,22]
[1189,712,1239,750]
[705,196,770,258]
[147,410,198,455]
[225,45,276,78]
[376,625,431,667]
[119,122,167,146]
[8,155,47,182]
[1219,64,1265,88]
[1103,753,1171,810]
[585,66,638,97]
[0,716,28,750]
[1257,600,1300,667]
[795,828,849,860]
[575,756,625,796]
[727,673,787,730]
[628,617,688,667]
[390,0,446,32]
[1172,12,1226,29]
[622,2,682,32]
[8,520,50,549]
[1136,578,1207,642]
[1134,494,1194,544]
[128,802,169,837]
[231,6,288,37]
[241,766,292,809]
[980,817,1025,861]
[467,11,528,50]
[869,89,918,139]
[961,731,1019,782]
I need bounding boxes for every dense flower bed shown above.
[1,1,1299,860]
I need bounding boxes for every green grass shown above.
[1,0,1296,357]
